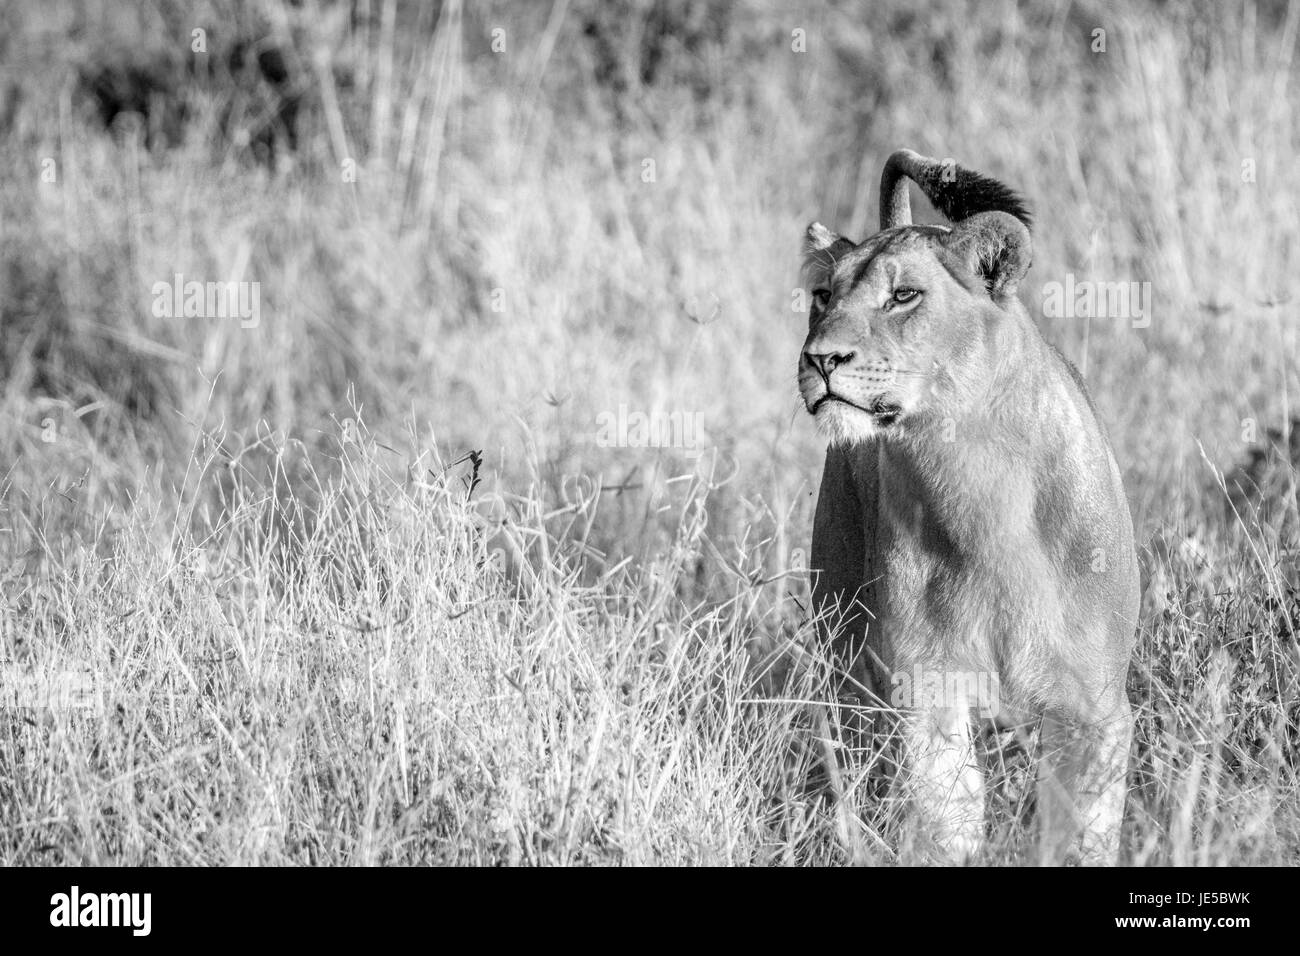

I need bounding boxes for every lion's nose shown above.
[804,349,855,379]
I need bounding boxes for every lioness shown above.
[798,149,1138,865]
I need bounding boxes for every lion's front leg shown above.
[899,701,985,864]
[1036,700,1132,866]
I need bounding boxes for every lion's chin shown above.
[811,400,888,446]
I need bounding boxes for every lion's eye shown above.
[811,288,831,310]
[891,288,920,305]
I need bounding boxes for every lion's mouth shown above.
[812,393,903,425]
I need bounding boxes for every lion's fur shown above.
[798,151,1138,865]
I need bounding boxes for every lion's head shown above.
[797,150,1034,445]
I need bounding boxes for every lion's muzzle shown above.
[799,343,901,423]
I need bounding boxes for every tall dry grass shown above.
[0,0,1297,864]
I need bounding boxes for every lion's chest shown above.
[872,469,1065,675]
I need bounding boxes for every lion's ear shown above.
[942,211,1032,299]
[803,222,855,284]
